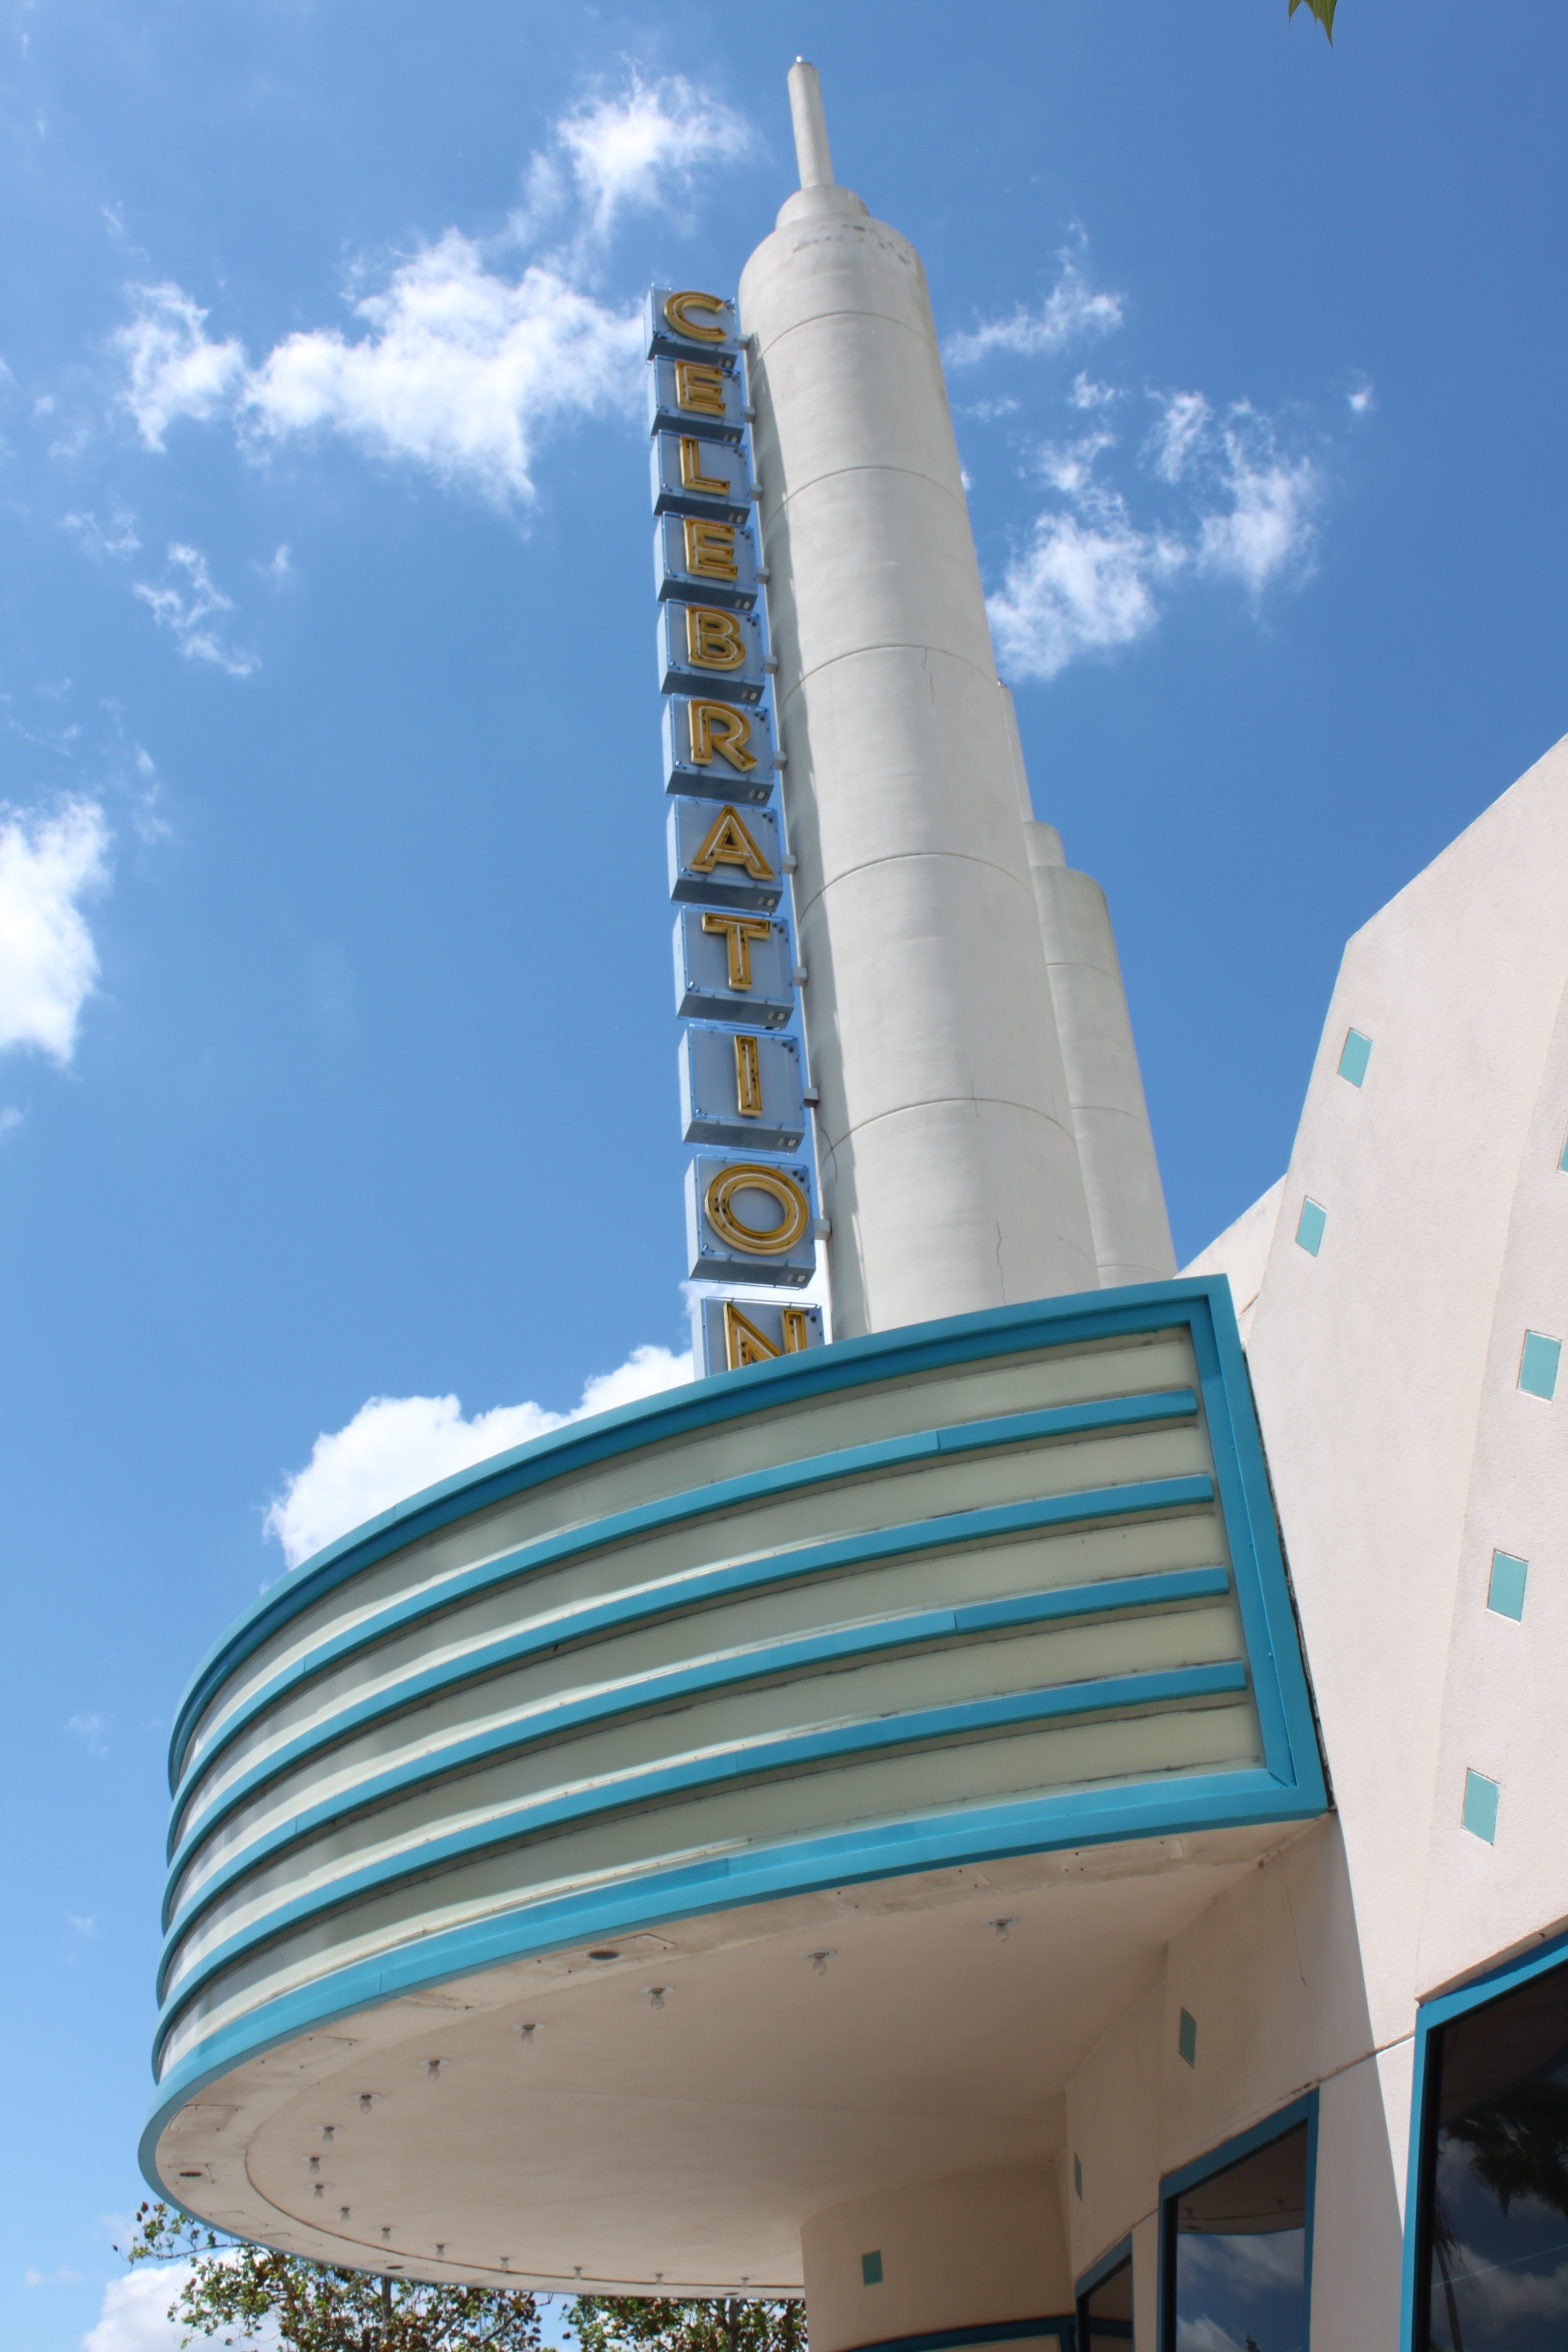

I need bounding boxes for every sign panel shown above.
[650,432,753,524]
[647,354,749,444]
[655,512,760,610]
[696,1296,824,1370]
[658,601,765,703]
[679,1026,806,1152]
[673,907,795,1028]
[663,695,776,803]
[668,797,782,911]
[646,287,740,364]
[685,1154,817,1288]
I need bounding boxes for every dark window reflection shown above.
[1168,2119,1309,2352]
[1079,2250,1134,2345]
[1421,1959,1568,2349]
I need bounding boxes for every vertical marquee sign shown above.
[647,286,825,1379]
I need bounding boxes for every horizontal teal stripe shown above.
[151,1742,1297,2087]
[164,1561,1235,1939]
[165,1291,1213,1784]
[167,1464,1218,1884]
[172,1385,1199,1795]
[157,1656,1249,2020]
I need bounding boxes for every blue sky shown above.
[2,2,1564,2344]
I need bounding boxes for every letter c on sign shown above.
[705,1164,811,1257]
[664,289,729,343]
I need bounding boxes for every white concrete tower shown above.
[740,64,1102,1339]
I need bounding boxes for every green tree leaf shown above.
[119,2206,805,2352]
[1288,0,1338,42]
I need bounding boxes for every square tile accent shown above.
[861,2252,883,2288]
[1519,1331,1562,1400]
[1462,1769,1500,1844]
[1295,1198,1327,1257]
[1338,1028,1373,1086]
[1487,1550,1529,1621]
[1178,2007,1198,2067]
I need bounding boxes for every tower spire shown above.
[787,58,834,189]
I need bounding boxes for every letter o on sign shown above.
[704,1164,811,1257]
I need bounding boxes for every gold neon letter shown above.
[683,518,739,584]
[781,1307,814,1353]
[724,1301,780,1368]
[678,437,729,495]
[690,805,773,881]
[722,1300,816,1368]
[664,289,729,343]
[704,1163,811,1257]
[673,360,727,419]
[701,911,772,989]
[688,700,757,775]
[734,1034,762,1117]
[685,606,748,674]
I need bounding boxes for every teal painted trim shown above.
[166,1471,1219,1891]
[1486,1548,1529,1620]
[156,1656,1249,2017]
[166,1558,1232,1935]
[1461,1766,1499,1842]
[1159,2092,1318,2352]
[143,1759,1320,2194]
[1184,1287,1324,1810]
[164,1288,1225,1784]
[1337,1028,1372,1086]
[172,1386,1200,1803]
[1074,2233,1132,2321]
[1518,1329,1561,1399]
[832,2320,1074,2352]
[1295,1197,1326,1256]
[1398,1923,1568,2350]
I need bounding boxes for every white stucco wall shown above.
[1058,730,1568,2346]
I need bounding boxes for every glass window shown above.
[1165,2118,1310,2351]
[1418,1955,1568,2348]
[1079,2248,1134,2345]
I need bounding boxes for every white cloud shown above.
[242,243,641,507]
[82,2266,193,2352]
[114,283,244,449]
[63,503,140,560]
[1148,389,1213,484]
[1194,409,1318,593]
[66,1711,108,1755]
[132,543,257,676]
[0,1105,22,1136]
[112,77,750,511]
[988,505,1185,682]
[1347,377,1376,415]
[69,1913,100,1940]
[265,1342,695,1569]
[552,74,751,248]
[988,385,1320,682]
[0,798,109,1062]
[945,253,1124,368]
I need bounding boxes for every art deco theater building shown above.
[146,65,1568,2352]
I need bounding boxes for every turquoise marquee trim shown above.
[145,1279,1328,2195]
[157,1657,1251,2022]
[170,1386,1202,1817]
[165,1285,1230,1781]
[164,1554,1233,1933]
[144,1757,1319,2190]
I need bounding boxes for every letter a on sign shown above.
[692,806,774,881]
